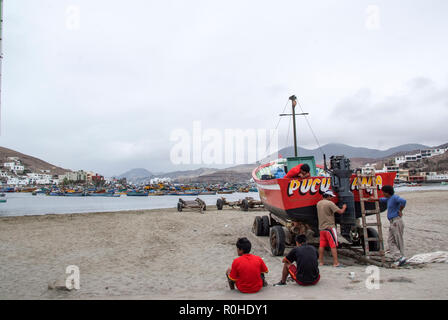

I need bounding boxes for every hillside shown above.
[118,168,154,184]
[118,142,448,184]
[160,168,220,182]
[162,143,437,183]
[0,146,70,175]
[274,143,430,162]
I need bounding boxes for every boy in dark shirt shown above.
[274,234,320,286]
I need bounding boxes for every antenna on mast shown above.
[279,95,309,157]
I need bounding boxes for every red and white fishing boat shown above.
[253,161,395,225]
[251,95,396,256]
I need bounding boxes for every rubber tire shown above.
[241,199,249,211]
[362,227,380,252]
[270,225,286,256]
[177,202,182,212]
[252,217,264,236]
[261,216,270,236]
[216,198,223,210]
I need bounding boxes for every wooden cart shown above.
[177,198,206,213]
[216,197,264,211]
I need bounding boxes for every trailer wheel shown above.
[361,227,380,252]
[241,199,249,211]
[216,198,224,210]
[177,202,183,212]
[252,217,264,236]
[270,225,285,256]
[261,216,270,236]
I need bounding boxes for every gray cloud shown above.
[1,1,448,176]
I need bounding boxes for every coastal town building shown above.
[3,162,25,173]
[394,147,447,165]
[150,177,172,184]
[59,170,87,182]
[425,172,448,181]
[359,146,448,183]
[26,173,56,185]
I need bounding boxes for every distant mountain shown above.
[177,169,252,184]
[161,168,219,180]
[274,143,430,163]
[118,168,154,184]
[119,142,447,184]
[158,143,440,183]
[0,146,70,175]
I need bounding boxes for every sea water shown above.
[0,192,261,217]
[1,185,447,217]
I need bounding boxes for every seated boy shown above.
[275,234,320,286]
[226,237,268,293]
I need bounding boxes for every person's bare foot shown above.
[333,264,344,268]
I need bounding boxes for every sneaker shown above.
[273,281,286,286]
[261,274,268,287]
[394,257,407,267]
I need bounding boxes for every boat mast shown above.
[280,95,308,158]
[289,95,298,157]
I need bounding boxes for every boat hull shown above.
[253,166,396,228]
[126,192,149,196]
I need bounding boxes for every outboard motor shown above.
[330,155,356,242]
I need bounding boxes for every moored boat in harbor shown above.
[217,189,234,194]
[199,190,217,195]
[126,190,149,196]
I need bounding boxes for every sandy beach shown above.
[0,190,447,300]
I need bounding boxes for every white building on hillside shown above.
[394,147,447,166]
[7,177,29,186]
[3,162,25,173]
[59,171,87,182]
[150,177,172,184]
[27,173,54,185]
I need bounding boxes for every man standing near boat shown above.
[317,190,347,267]
[379,185,407,266]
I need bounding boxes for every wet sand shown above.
[0,190,447,299]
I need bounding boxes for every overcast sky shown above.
[1,0,448,176]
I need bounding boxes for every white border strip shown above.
[257,183,281,190]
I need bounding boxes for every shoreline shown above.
[0,192,261,217]
[0,188,446,220]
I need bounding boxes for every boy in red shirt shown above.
[226,237,268,293]
[285,163,311,179]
